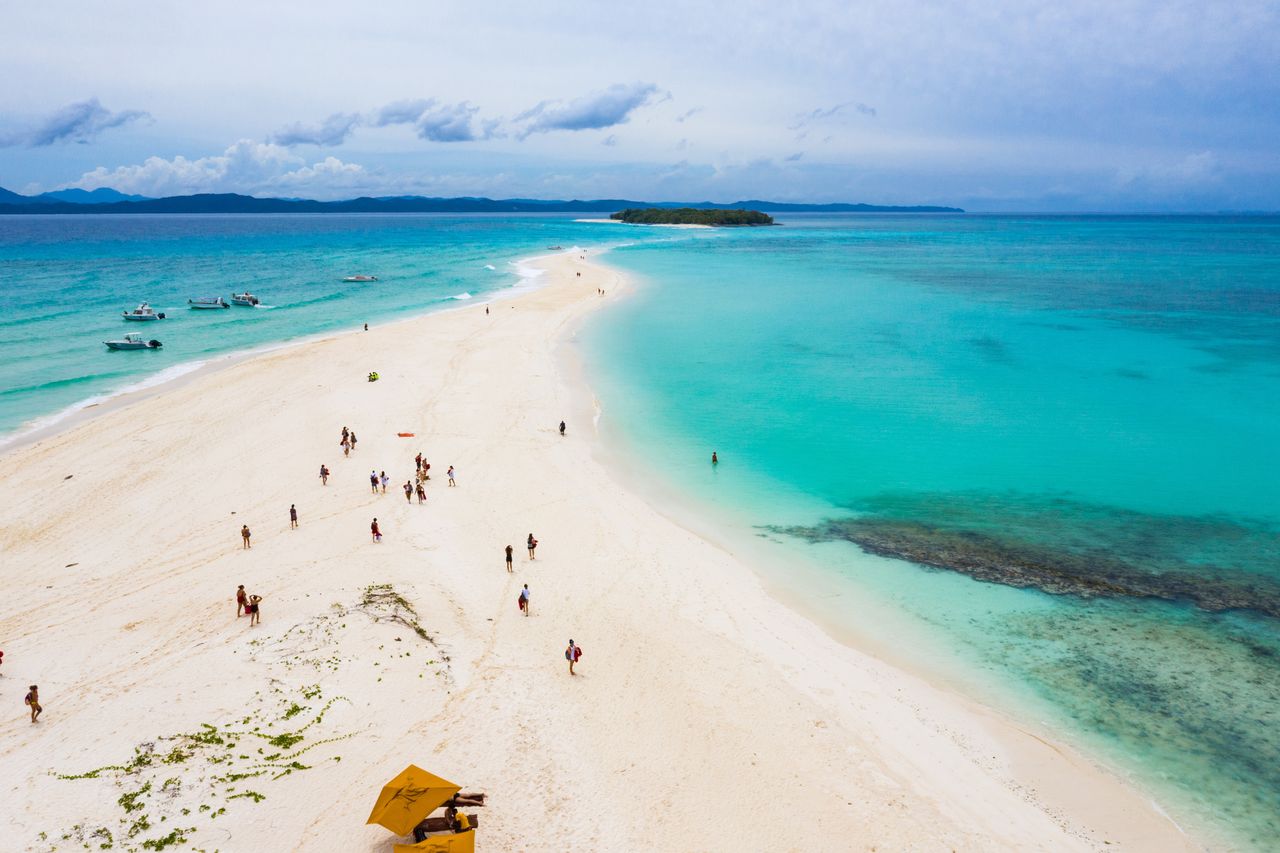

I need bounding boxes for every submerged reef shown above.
[771,494,1280,618]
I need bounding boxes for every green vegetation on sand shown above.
[610,207,775,226]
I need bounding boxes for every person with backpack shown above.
[25,685,42,723]
[565,639,582,675]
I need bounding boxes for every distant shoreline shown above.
[0,187,963,216]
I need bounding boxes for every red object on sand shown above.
[397,432,415,437]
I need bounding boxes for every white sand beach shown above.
[0,252,1198,852]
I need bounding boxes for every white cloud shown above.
[66,140,366,197]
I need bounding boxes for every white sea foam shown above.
[483,264,497,270]
[449,292,473,300]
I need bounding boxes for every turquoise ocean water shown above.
[582,215,1280,850]
[3,213,1278,847]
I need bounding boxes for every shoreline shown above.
[0,254,558,456]
[0,250,1199,851]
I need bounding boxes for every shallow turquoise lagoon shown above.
[583,214,1280,849]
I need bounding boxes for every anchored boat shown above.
[105,333,163,350]
[123,302,165,321]
[343,275,378,282]
[189,296,230,309]
[230,292,260,306]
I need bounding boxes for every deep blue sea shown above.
[3,213,1278,848]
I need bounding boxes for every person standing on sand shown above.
[241,524,251,549]
[290,504,298,529]
[518,584,531,616]
[319,464,330,485]
[416,482,426,504]
[447,466,456,487]
[341,426,349,445]
[341,436,351,457]
[380,471,390,494]
[370,471,379,494]
[415,453,422,473]
[527,533,537,560]
[403,481,413,502]
[423,461,431,480]
[25,685,42,722]
[350,431,358,451]
[565,640,581,675]
[505,545,513,572]
[248,594,262,626]
[559,420,566,436]
[371,518,382,542]
[236,585,248,616]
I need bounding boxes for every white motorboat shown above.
[189,296,230,309]
[123,302,165,321]
[343,275,378,282]
[230,292,260,306]
[104,333,162,350]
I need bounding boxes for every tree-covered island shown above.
[609,207,775,226]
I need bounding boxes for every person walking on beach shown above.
[319,464,330,485]
[290,504,299,529]
[518,584,531,616]
[423,461,431,480]
[25,685,42,723]
[416,482,426,504]
[370,471,379,494]
[403,481,413,502]
[559,420,566,436]
[527,533,537,560]
[341,436,351,457]
[236,584,248,617]
[447,466,456,487]
[241,524,251,549]
[415,453,422,473]
[371,518,382,542]
[505,545,513,572]
[247,594,262,626]
[350,431,358,451]
[565,640,582,675]
[380,471,390,494]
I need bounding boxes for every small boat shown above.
[230,292,260,306]
[343,275,378,282]
[123,302,165,321]
[546,245,563,250]
[189,296,230,309]
[105,333,162,350]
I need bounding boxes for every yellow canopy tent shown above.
[367,765,462,836]
[393,832,476,853]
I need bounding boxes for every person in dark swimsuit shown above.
[505,545,514,572]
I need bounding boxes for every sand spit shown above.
[0,251,1196,851]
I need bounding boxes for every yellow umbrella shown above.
[393,832,476,853]
[367,764,462,836]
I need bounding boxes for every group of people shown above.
[236,584,263,625]
[340,426,359,457]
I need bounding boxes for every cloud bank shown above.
[1,98,149,147]
[67,140,366,197]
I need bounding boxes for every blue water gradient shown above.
[0,214,657,438]
[582,214,1280,849]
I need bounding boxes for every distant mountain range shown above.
[0,186,962,215]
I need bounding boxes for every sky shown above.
[1,0,1278,211]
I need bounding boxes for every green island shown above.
[610,207,775,226]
